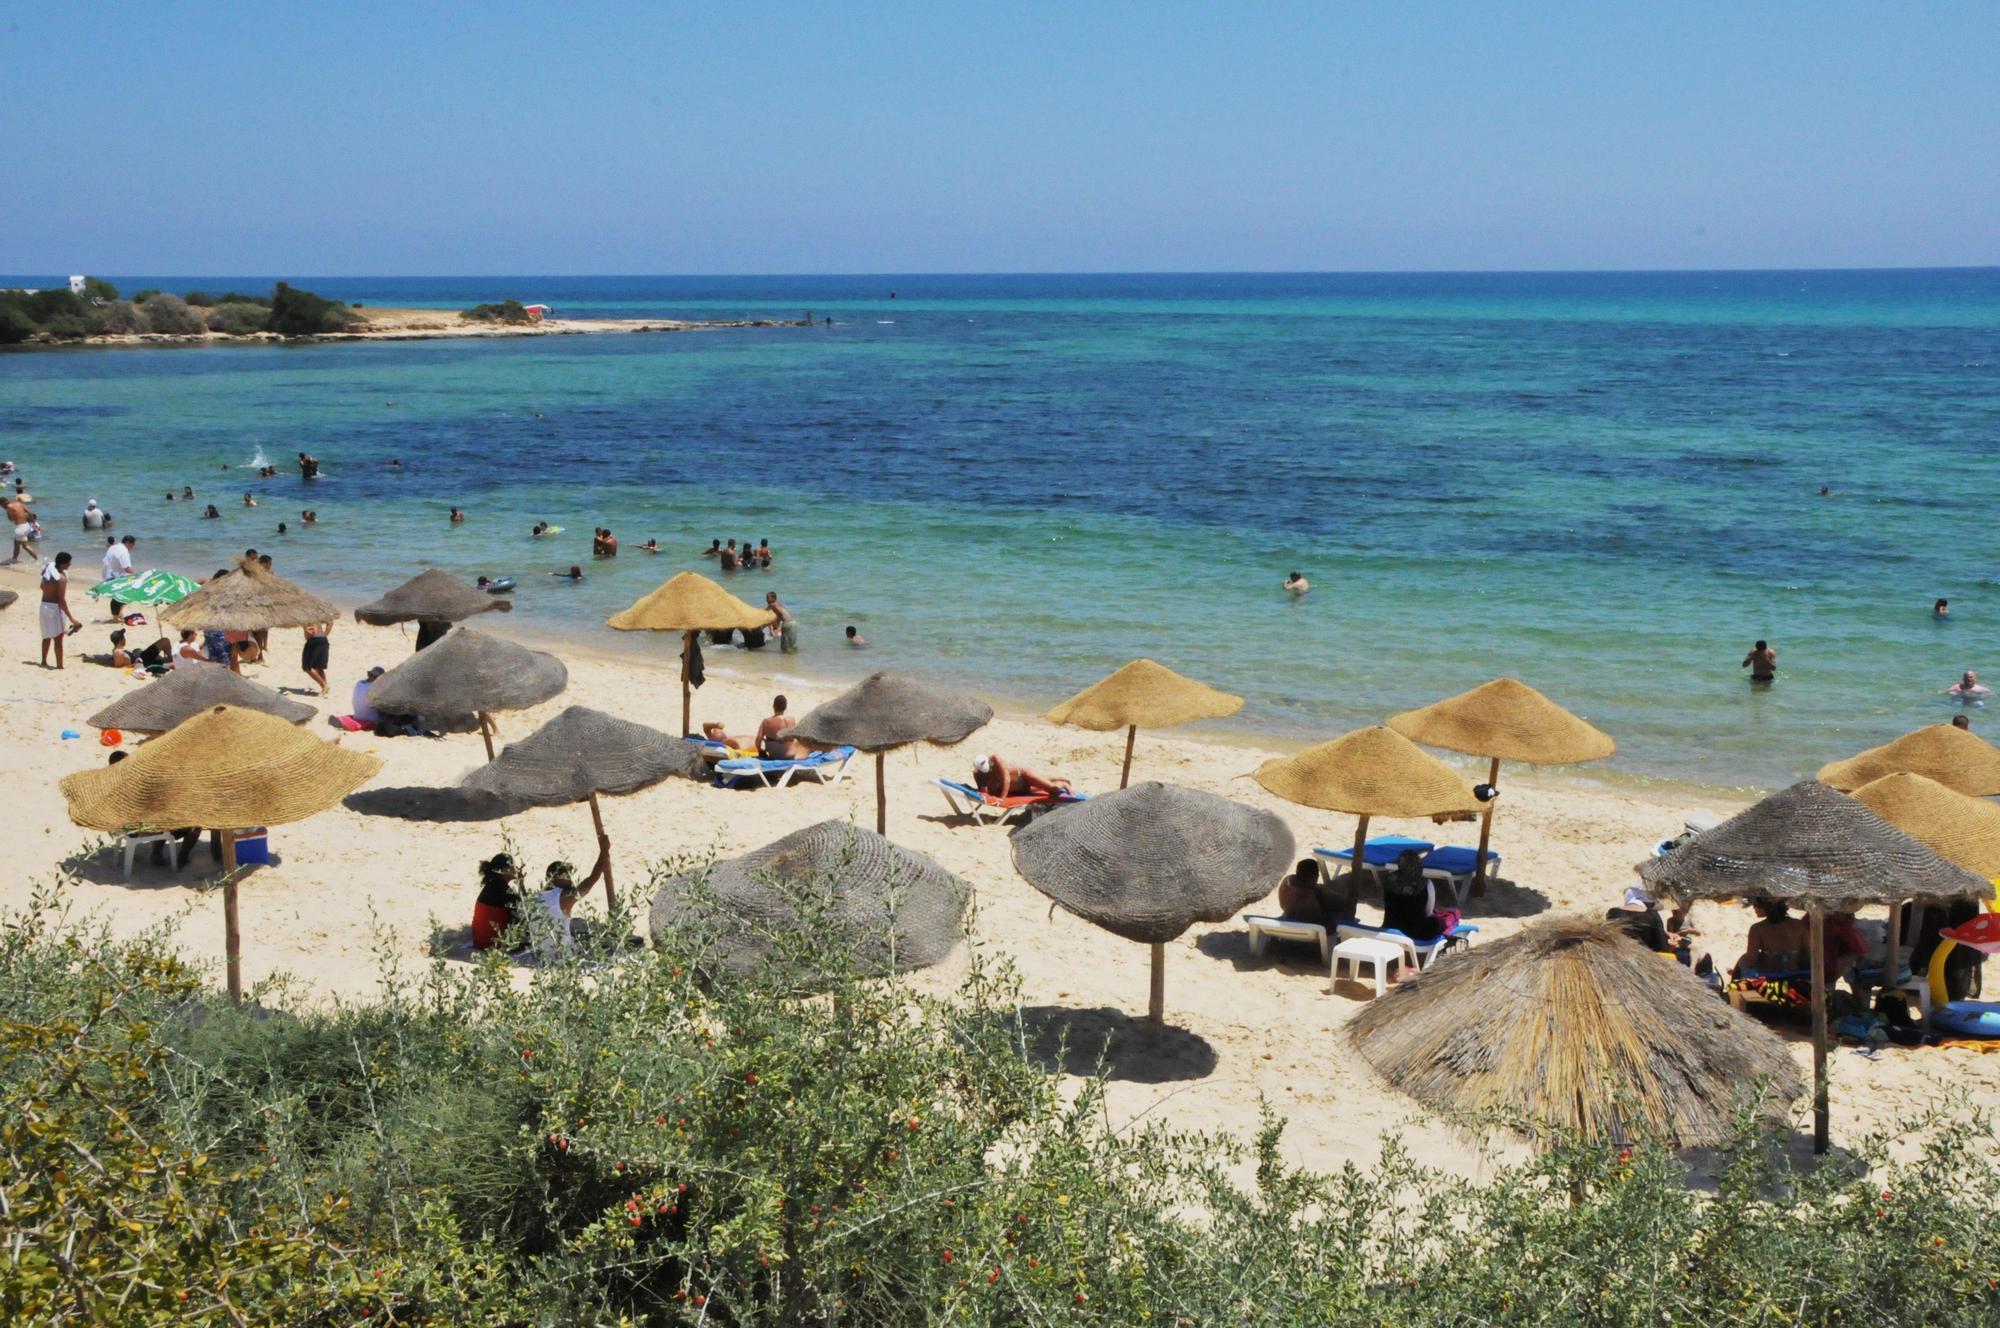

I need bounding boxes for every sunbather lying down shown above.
[972,755,1071,800]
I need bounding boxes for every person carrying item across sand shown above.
[39,552,82,668]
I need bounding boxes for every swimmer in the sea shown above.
[1283,570,1309,596]
[450,507,465,524]
[554,564,583,582]
[1742,640,1777,683]
[1946,671,1992,702]
[640,538,660,553]
[242,492,257,507]
[1935,598,1950,618]
[845,625,868,647]
[532,522,548,537]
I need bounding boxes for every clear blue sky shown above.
[3,2,1995,274]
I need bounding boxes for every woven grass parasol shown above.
[365,627,568,759]
[1849,772,2000,878]
[87,666,316,735]
[354,567,512,636]
[1641,779,1990,1153]
[651,820,970,985]
[789,672,994,834]
[1350,916,1801,1148]
[1010,781,1294,1024]
[59,704,380,1003]
[1817,724,2000,796]
[1389,678,1614,891]
[1253,727,1486,888]
[1044,659,1243,788]
[607,572,774,737]
[346,706,705,914]
[161,557,340,634]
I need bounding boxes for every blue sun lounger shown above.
[1315,836,1436,883]
[1418,846,1502,909]
[713,745,858,789]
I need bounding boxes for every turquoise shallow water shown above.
[3,270,1997,789]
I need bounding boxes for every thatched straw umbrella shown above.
[1253,727,1487,889]
[1350,916,1801,1147]
[1847,771,2000,1005]
[87,666,316,736]
[365,627,567,759]
[354,567,511,650]
[1044,658,1243,788]
[789,672,993,835]
[1640,779,1990,1152]
[59,705,379,1003]
[162,557,340,634]
[1011,781,1294,1024]
[1389,679,1614,893]
[345,706,705,913]
[606,572,774,737]
[651,820,969,985]
[1817,723,2000,796]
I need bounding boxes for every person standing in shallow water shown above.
[1742,639,1777,683]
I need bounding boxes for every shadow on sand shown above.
[1009,1005,1218,1083]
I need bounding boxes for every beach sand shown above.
[16,305,803,351]
[3,556,1994,1178]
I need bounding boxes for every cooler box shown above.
[233,829,270,865]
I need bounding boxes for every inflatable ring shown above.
[100,728,122,747]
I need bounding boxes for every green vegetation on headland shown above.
[463,299,533,324]
[4,861,1998,1326]
[0,278,359,344]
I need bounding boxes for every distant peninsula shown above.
[0,279,810,350]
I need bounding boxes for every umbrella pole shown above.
[874,751,887,836]
[1472,758,1502,894]
[478,712,496,761]
[1120,725,1137,790]
[679,631,693,737]
[221,829,242,1006]
[1810,906,1829,1155]
[1350,813,1372,902]
[1881,899,1904,1002]
[1147,941,1165,1024]
[588,792,616,915]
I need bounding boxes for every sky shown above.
[2,2,1996,275]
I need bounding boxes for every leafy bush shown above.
[183,289,215,306]
[206,301,271,335]
[213,290,272,307]
[132,288,162,303]
[3,860,1999,1326]
[94,300,148,334]
[80,275,119,302]
[463,299,532,324]
[0,300,38,344]
[142,292,205,335]
[268,281,358,336]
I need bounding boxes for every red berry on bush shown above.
[941,1250,953,1264]
[989,1268,1001,1284]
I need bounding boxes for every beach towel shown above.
[333,715,377,732]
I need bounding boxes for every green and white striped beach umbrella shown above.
[89,569,200,605]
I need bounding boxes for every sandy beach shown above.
[4,555,1995,1180]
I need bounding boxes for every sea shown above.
[3,270,1997,791]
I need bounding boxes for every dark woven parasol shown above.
[353,568,512,628]
[365,626,568,758]
[789,671,994,834]
[1640,779,1990,1153]
[161,557,339,633]
[88,665,316,735]
[1010,781,1295,1024]
[1349,916,1801,1148]
[650,820,969,985]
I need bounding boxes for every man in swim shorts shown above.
[1741,640,1777,683]
[5,493,37,564]
[39,552,80,669]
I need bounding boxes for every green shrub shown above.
[206,301,271,335]
[80,275,119,302]
[132,288,161,303]
[183,289,215,306]
[463,299,532,324]
[213,290,271,307]
[0,300,38,344]
[93,300,147,334]
[268,281,358,335]
[142,292,205,335]
[3,861,1998,1326]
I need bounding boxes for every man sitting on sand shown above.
[971,755,1072,800]
[756,695,807,760]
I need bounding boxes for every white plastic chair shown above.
[120,832,179,879]
[1330,936,1404,996]
[1243,915,1331,965]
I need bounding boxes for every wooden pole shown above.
[874,751,887,836]
[587,792,616,914]
[1350,813,1372,900]
[680,631,693,738]
[1472,757,1502,893]
[1120,725,1138,790]
[1810,906,1829,1155]
[1147,941,1166,1024]
[478,712,496,761]
[221,829,242,1005]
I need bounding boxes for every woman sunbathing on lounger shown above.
[972,755,1071,800]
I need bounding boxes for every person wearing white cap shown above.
[82,499,107,531]
[1606,883,1671,953]
[352,666,386,726]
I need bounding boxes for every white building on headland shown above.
[68,275,86,295]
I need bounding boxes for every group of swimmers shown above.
[702,538,774,571]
